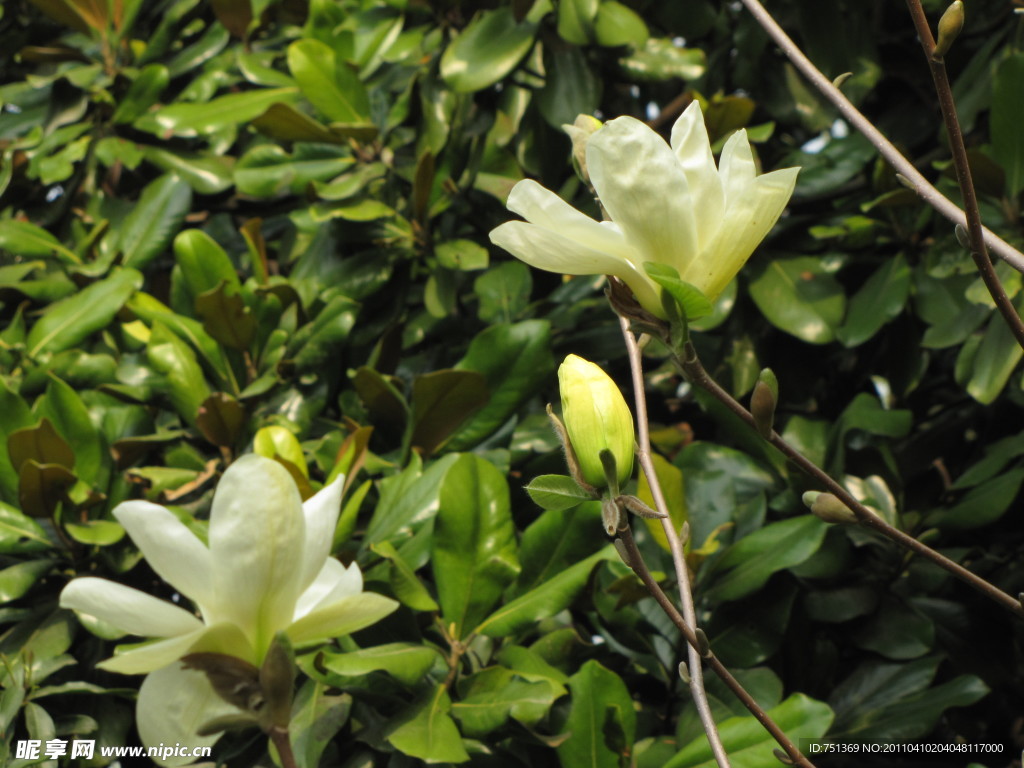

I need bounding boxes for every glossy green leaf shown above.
[524,474,593,511]
[0,559,54,601]
[235,143,355,198]
[371,540,439,612]
[0,220,79,264]
[449,320,553,451]
[0,383,34,505]
[536,46,600,130]
[146,321,212,425]
[473,261,532,323]
[514,501,604,595]
[435,239,489,271]
[112,64,170,124]
[287,39,371,124]
[965,305,1024,404]
[836,255,910,347]
[594,1,649,48]
[365,453,460,549]
[139,146,234,195]
[195,282,255,350]
[388,685,469,763]
[748,257,845,344]
[475,546,613,637]
[432,454,519,638]
[410,370,489,455]
[144,87,301,137]
[666,694,832,767]
[991,50,1024,198]
[173,229,240,310]
[620,38,707,82]
[26,268,142,356]
[440,8,537,93]
[18,460,76,518]
[557,661,636,768]
[320,643,441,686]
[706,515,829,602]
[645,262,713,321]
[854,597,934,660]
[926,468,1024,530]
[63,520,126,546]
[0,502,52,554]
[196,392,246,449]
[35,375,103,485]
[289,681,350,768]
[637,452,686,552]
[557,0,598,44]
[452,667,555,736]
[119,175,193,269]
[252,102,375,143]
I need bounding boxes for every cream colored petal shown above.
[97,630,207,675]
[587,116,698,273]
[209,455,306,657]
[718,129,758,199]
[693,167,800,300]
[113,500,213,614]
[298,475,344,592]
[286,592,399,647]
[490,221,663,315]
[505,180,635,257]
[294,559,362,619]
[60,578,203,638]
[670,101,724,251]
[137,663,238,766]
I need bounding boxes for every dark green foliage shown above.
[1,0,1022,764]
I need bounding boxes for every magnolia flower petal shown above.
[287,592,399,647]
[137,663,237,767]
[697,167,800,300]
[113,500,213,613]
[97,630,208,675]
[588,116,699,272]
[670,102,724,252]
[294,559,362,619]
[298,475,345,593]
[60,578,203,638]
[505,180,636,258]
[718,129,758,200]
[490,221,663,313]
[209,455,306,655]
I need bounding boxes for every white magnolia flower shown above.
[489,101,799,318]
[60,454,398,763]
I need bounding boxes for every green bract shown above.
[490,102,800,318]
[60,454,398,763]
[558,354,634,489]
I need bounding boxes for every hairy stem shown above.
[618,316,731,768]
[679,349,1024,619]
[903,0,1024,351]
[736,0,1024,274]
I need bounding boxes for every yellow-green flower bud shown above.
[558,354,634,490]
[933,1,964,60]
[562,115,604,184]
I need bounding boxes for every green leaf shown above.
[440,8,537,93]
[0,383,37,504]
[514,501,604,594]
[666,694,833,768]
[119,175,193,269]
[991,50,1024,198]
[432,455,519,638]
[620,38,707,82]
[235,144,355,198]
[63,520,126,546]
[853,597,934,660]
[836,255,911,347]
[435,239,489,271]
[320,643,442,686]
[195,282,255,350]
[252,102,375,144]
[557,661,636,768]
[926,468,1024,530]
[475,546,613,637]
[27,268,143,356]
[365,453,460,549]
[144,87,301,137]
[289,681,350,768]
[594,1,649,48]
[35,375,103,486]
[452,667,555,736]
[287,295,358,372]
[287,39,371,124]
[637,452,686,552]
[139,146,234,195]
[965,304,1024,404]
[644,262,713,321]
[371,540,439,612]
[0,559,54,601]
[536,46,601,130]
[410,370,489,455]
[706,515,829,602]
[748,257,845,344]
[388,685,469,763]
[473,261,532,323]
[524,474,593,511]
[173,229,241,311]
[146,322,212,425]
[557,0,598,44]
[0,220,79,264]
[112,64,170,124]
[449,320,554,451]
[0,502,52,554]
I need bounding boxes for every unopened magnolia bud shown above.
[563,115,604,184]
[802,491,858,524]
[750,368,778,439]
[933,1,964,60]
[558,355,635,490]
[955,223,971,250]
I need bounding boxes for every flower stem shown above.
[902,0,1024,352]
[735,0,1024,274]
[617,316,732,768]
[677,348,1024,620]
[269,726,298,768]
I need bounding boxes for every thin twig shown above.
[618,316,731,768]
[903,0,1024,351]
[736,0,1024,274]
[679,350,1024,620]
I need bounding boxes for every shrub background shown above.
[1,0,1023,765]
